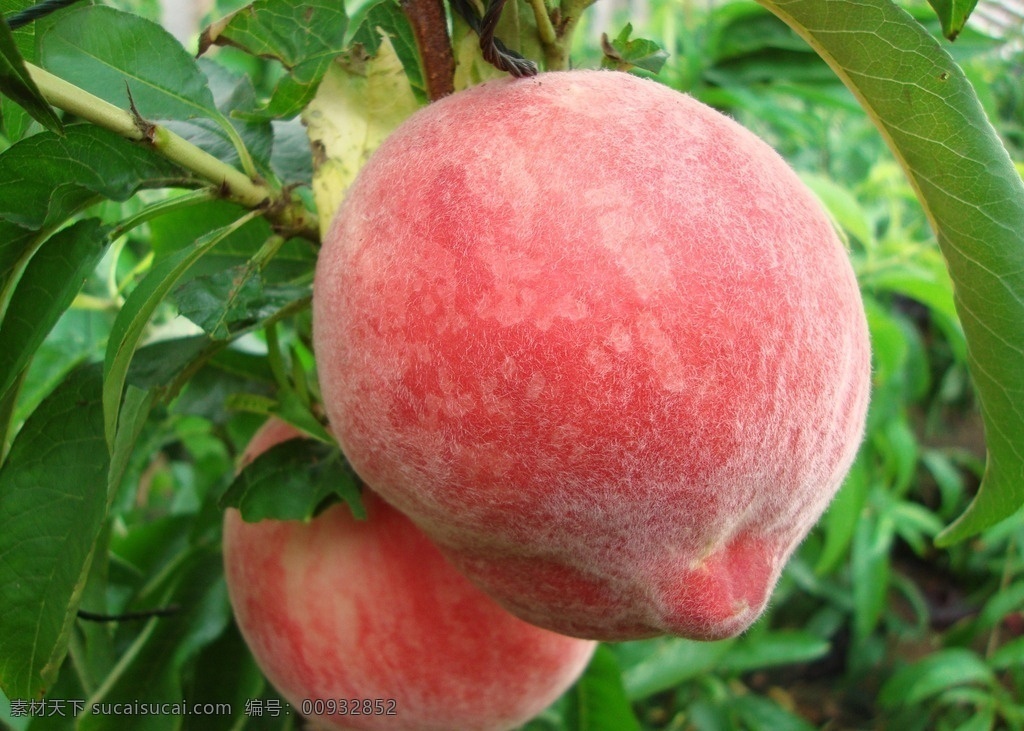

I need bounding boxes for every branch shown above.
[25,64,319,242]
[401,0,455,100]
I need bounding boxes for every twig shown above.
[401,0,456,100]
[24,63,318,242]
[77,605,181,622]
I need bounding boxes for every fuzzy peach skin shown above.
[223,420,596,731]
[313,70,872,641]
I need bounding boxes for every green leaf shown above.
[39,6,217,123]
[182,623,265,731]
[800,172,874,247]
[103,213,260,448]
[989,636,1024,670]
[147,199,313,281]
[1,0,37,60]
[757,0,1024,543]
[564,645,641,731]
[77,549,231,731]
[975,580,1024,633]
[199,0,349,120]
[200,0,346,68]
[0,220,40,319]
[878,648,994,708]
[617,637,734,700]
[0,219,110,402]
[600,23,669,74]
[816,454,869,574]
[731,694,817,731]
[170,58,273,175]
[126,335,216,391]
[0,124,188,230]
[38,5,255,168]
[0,365,109,699]
[108,385,155,501]
[12,307,111,427]
[717,630,831,673]
[851,510,892,642]
[0,16,62,133]
[925,0,978,40]
[219,438,364,522]
[175,266,310,340]
[890,501,944,555]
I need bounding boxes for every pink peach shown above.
[223,420,595,731]
[313,69,871,641]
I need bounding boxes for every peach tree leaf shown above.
[0,124,189,231]
[199,0,346,67]
[220,439,364,522]
[0,16,61,133]
[38,6,215,121]
[0,365,107,700]
[0,219,110,405]
[0,221,38,317]
[349,0,425,100]
[37,5,253,165]
[717,630,830,673]
[758,0,1024,544]
[103,213,260,448]
[600,23,668,74]
[74,548,232,729]
[878,648,994,708]
[925,0,979,40]
[125,335,214,391]
[174,266,310,341]
[198,0,349,120]
[617,638,734,701]
[564,645,642,731]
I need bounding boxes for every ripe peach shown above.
[313,70,871,641]
[222,420,596,731]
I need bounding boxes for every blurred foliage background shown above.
[2,0,1023,729]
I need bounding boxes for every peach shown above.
[313,70,871,641]
[222,420,596,731]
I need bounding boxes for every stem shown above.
[252,234,287,270]
[265,322,288,388]
[77,605,180,622]
[27,65,141,139]
[109,189,217,241]
[28,63,264,204]
[25,63,320,242]
[554,0,596,66]
[526,0,563,69]
[401,0,456,100]
[147,125,268,208]
[216,115,260,181]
